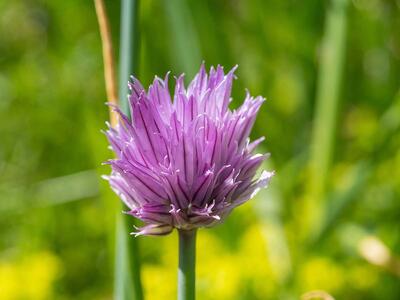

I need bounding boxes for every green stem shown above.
[115,215,143,300]
[119,0,140,116]
[115,1,143,300]
[178,229,197,300]
[311,0,348,200]
[306,0,348,237]
[164,0,201,78]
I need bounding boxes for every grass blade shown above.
[163,0,201,77]
[306,0,349,235]
[115,1,143,299]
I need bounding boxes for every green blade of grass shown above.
[312,91,400,244]
[115,1,143,299]
[163,0,201,78]
[306,0,349,236]
[119,0,140,116]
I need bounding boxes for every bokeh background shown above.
[1,0,400,299]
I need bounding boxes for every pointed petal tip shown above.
[213,215,221,220]
[130,231,141,237]
[230,64,239,74]
[105,102,118,108]
[131,224,174,237]
[163,71,171,82]
[261,169,275,179]
[129,75,141,84]
[249,170,275,199]
[101,175,110,181]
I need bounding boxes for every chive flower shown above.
[104,64,273,236]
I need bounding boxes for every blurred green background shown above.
[1,0,399,299]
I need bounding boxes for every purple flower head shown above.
[104,64,274,236]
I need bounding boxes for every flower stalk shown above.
[178,230,197,300]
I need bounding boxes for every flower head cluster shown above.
[104,64,274,236]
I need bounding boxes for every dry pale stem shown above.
[94,0,119,127]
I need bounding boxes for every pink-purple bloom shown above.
[104,64,274,236]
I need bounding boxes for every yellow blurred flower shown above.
[142,219,277,299]
[347,265,378,290]
[300,257,344,294]
[238,224,276,298]
[0,251,61,300]
[197,231,240,300]
[142,265,176,300]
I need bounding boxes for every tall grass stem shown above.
[307,0,349,234]
[115,1,143,299]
